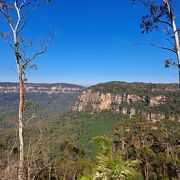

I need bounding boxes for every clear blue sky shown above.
[0,0,180,85]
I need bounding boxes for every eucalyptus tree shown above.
[132,0,180,85]
[0,0,51,179]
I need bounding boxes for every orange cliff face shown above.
[73,89,164,111]
[72,88,171,121]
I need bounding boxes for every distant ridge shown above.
[0,82,84,127]
[89,81,179,95]
[0,82,84,94]
[0,82,84,88]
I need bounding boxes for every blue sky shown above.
[0,0,180,85]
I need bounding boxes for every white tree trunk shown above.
[14,30,24,180]
[18,59,24,180]
[163,0,180,85]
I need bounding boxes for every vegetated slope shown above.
[40,110,122,157]
[73,81,180,120]
[0,82,84,128]
[38,80,180,179]
[0,110,122,160]
[1,111,179,179]
[1,82,179,179]
[90,81,179,95]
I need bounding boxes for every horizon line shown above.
[0,80,178,86]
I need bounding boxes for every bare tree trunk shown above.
[18,62,24,180]
[63,173,66,180]
[28,163,31,180]
[120,137,126,152]
[0,1,50,179]
[172,17,180,87]
[6,148,10,176]
[145,161,149,180]
[54,167,59,180]
[163,0,180,86]
[14,31,24,180]
[178,65,180,88]
[49,166,52,180]
[73,173,76,180]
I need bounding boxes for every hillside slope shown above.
[0,82,84,128]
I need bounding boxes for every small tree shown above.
[0,0,51,179]
[132,0,180,85]
[91,136,141,180]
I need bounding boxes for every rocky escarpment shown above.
[73,82,180,121]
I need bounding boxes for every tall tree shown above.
[0,0,51,179]
[132,0,180,85]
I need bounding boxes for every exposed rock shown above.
[73,88,173,120]
[127,94,141,103]
[73,89,124,112]
[121,107,128,115]
[129,108,136,118]
[150,96,165,107]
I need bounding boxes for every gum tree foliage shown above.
[0,0,51,179]
[132,0,180,85]
[114,118,180,179]
[90,136,141,179]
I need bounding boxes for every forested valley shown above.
[0,0,180,180]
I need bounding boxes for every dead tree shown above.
[26,128,51,180]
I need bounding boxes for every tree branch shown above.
[0,3,15,32]
[136,42,176,53]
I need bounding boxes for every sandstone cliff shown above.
[73,85,179,121]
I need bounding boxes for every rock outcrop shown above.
[73,88,168,120]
